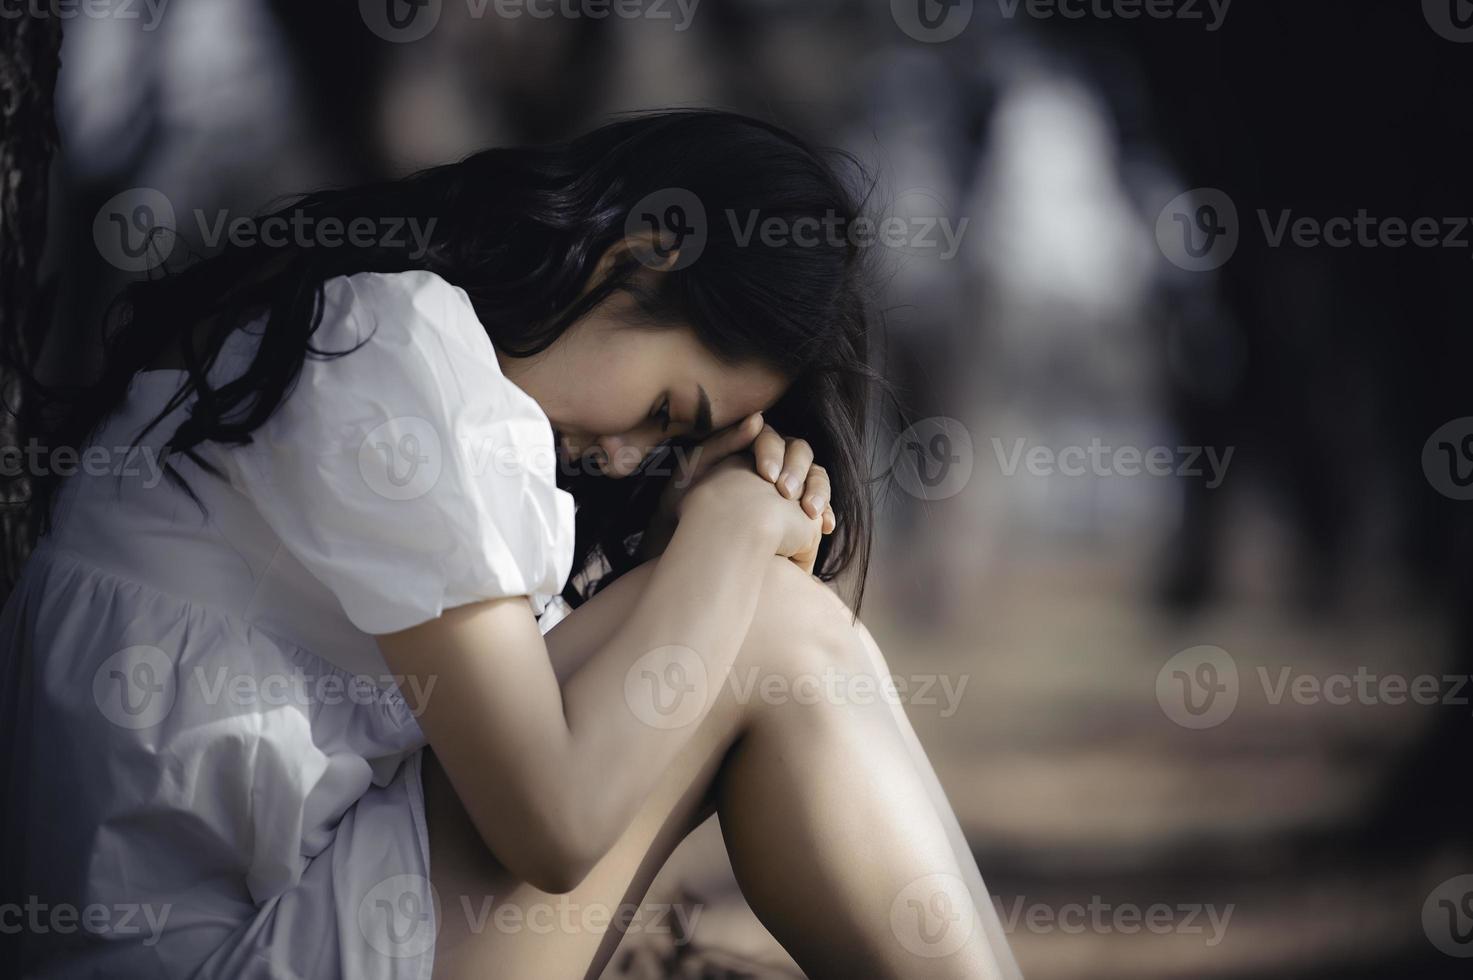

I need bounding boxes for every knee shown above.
[743,557,871,681]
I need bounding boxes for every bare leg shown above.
[427,555,1020,980]
[846,617,1025,978]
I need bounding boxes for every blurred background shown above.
[5,0,1473,976]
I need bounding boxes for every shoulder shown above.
[315,270,481,349]
[309,270,538,417]
[321,268,474,317]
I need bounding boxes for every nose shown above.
[595,433,655,478]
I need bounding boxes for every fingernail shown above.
[782,476,800,497]
[764,462,780,481]
[807,495,824,513]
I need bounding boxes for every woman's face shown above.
[494,285,790,478]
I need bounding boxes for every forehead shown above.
[700,359,790,431]
[592,294,791,426]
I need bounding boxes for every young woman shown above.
[0,110,1021,979]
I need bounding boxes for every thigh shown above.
[427,560,733,980]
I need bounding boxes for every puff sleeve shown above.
[207,270,576,635]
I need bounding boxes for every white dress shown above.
[0,270,577,978]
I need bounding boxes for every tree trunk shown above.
[0,13,63,604]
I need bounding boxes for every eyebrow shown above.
[694,384,713,437]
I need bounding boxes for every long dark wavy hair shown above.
[16,109,886,613]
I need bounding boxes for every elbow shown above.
[512,842,592,896]
[519,853,595,896]
[491,811,603,895]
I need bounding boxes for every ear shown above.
[580,233,678,301]
[611,230,682,273]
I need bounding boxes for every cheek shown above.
[562,382,649,438]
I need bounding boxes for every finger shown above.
[752,423,787,483]
[793,537,817,575]
[687,412,764,480]
[821,504,835,535]
[777,438,815,500]
[797,514,822,574]
[800,463,830,518]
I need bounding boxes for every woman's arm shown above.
[376,472,815,894]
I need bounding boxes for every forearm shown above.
[556,506,774,853]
